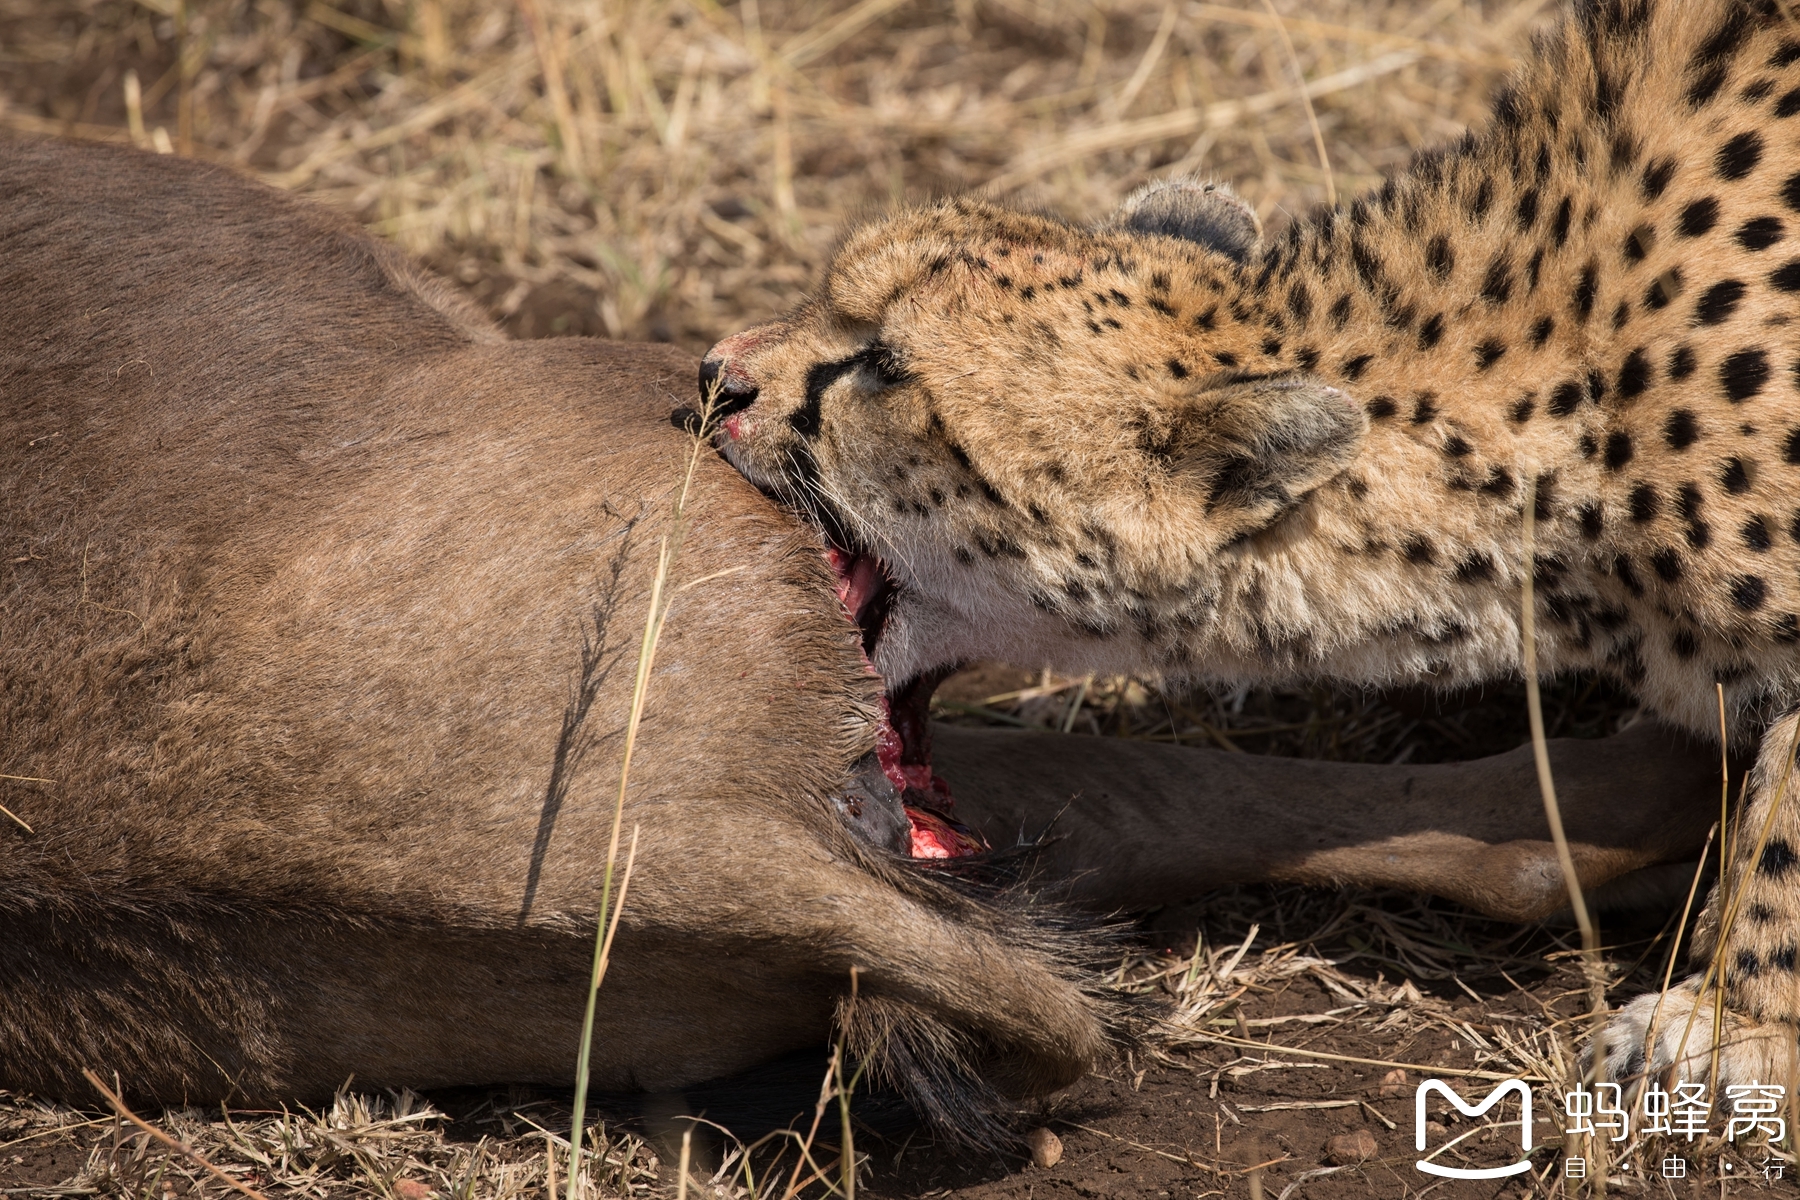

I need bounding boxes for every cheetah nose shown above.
[698,355,759,409]
[675,355,759,434]
[703,356,759,413]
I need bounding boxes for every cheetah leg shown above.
[1600,710,1800,1091]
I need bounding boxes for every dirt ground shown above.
[869,967,1593,1200]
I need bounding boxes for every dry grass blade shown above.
[1638,821,1718,1082]
[79,1071,274,1200]
[1519,476,1611,1061]
[2,0,1523,346]
[565,387,721,1200]
[1190,4,1515,65]
[981,50,1418,194]
[513,0,583,177]
[566,823,642,1200]
[781,0,912,67]
[1520,479,1599,979]
[1257,0,1334,206]
[1523,476,1614,1192]
[1167,1030,1538,1082]
[1109,2,1178,119]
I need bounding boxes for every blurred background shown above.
[0,0,1531,348]
[3,0,1627,757]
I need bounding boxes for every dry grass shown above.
[1,0,1538,346]
[933,661,1640,766]
[4,0,1784,1194]
[0,1087,661,1198]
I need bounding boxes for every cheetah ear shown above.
[1101,177,1261,263]
[1157,376,1366,516]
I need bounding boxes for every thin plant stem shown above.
[781,1057,839,1200]
[1712,683,1731,1102]
[836,969,863,1200]
[514,0,583,176]
[777,997,867,1200]
[1719,684,1731,885]
[82,1070,275,1200]
[1637,821,1718,1082]
[564,384,721,1200]
[1171,1029,1542,1081]
[566,822,641,1200]
[1519,478,1601,998]
[1258,0,1335,207]
[1521,476,1608,1193]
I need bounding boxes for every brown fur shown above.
[709,0,1800,1088]
[0,140,1116,1132]
[944,718,1721,922]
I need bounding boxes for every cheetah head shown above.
[687,179,1367,685]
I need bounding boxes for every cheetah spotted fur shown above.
[707,0,1800,1094]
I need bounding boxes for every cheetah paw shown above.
[1594,975,1799,1089]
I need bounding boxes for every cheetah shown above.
[699,0,1800,1092]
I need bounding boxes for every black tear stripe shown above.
[794,357,862,438]
[793,344,910,439]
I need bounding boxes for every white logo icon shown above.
[1415,1079,1534,1179]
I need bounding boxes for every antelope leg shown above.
[937,720,1721,921]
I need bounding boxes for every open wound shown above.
[829,546,988,859]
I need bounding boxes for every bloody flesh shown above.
[827,547,987,859]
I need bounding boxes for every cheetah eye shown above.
[858,340,913,389]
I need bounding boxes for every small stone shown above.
[1324,1129,1378,1165]
[1424,1120,1448,1136]
[1026,1126,1063,1168]
[393,1181,434,1200]
[1377,1068,1409,1098]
